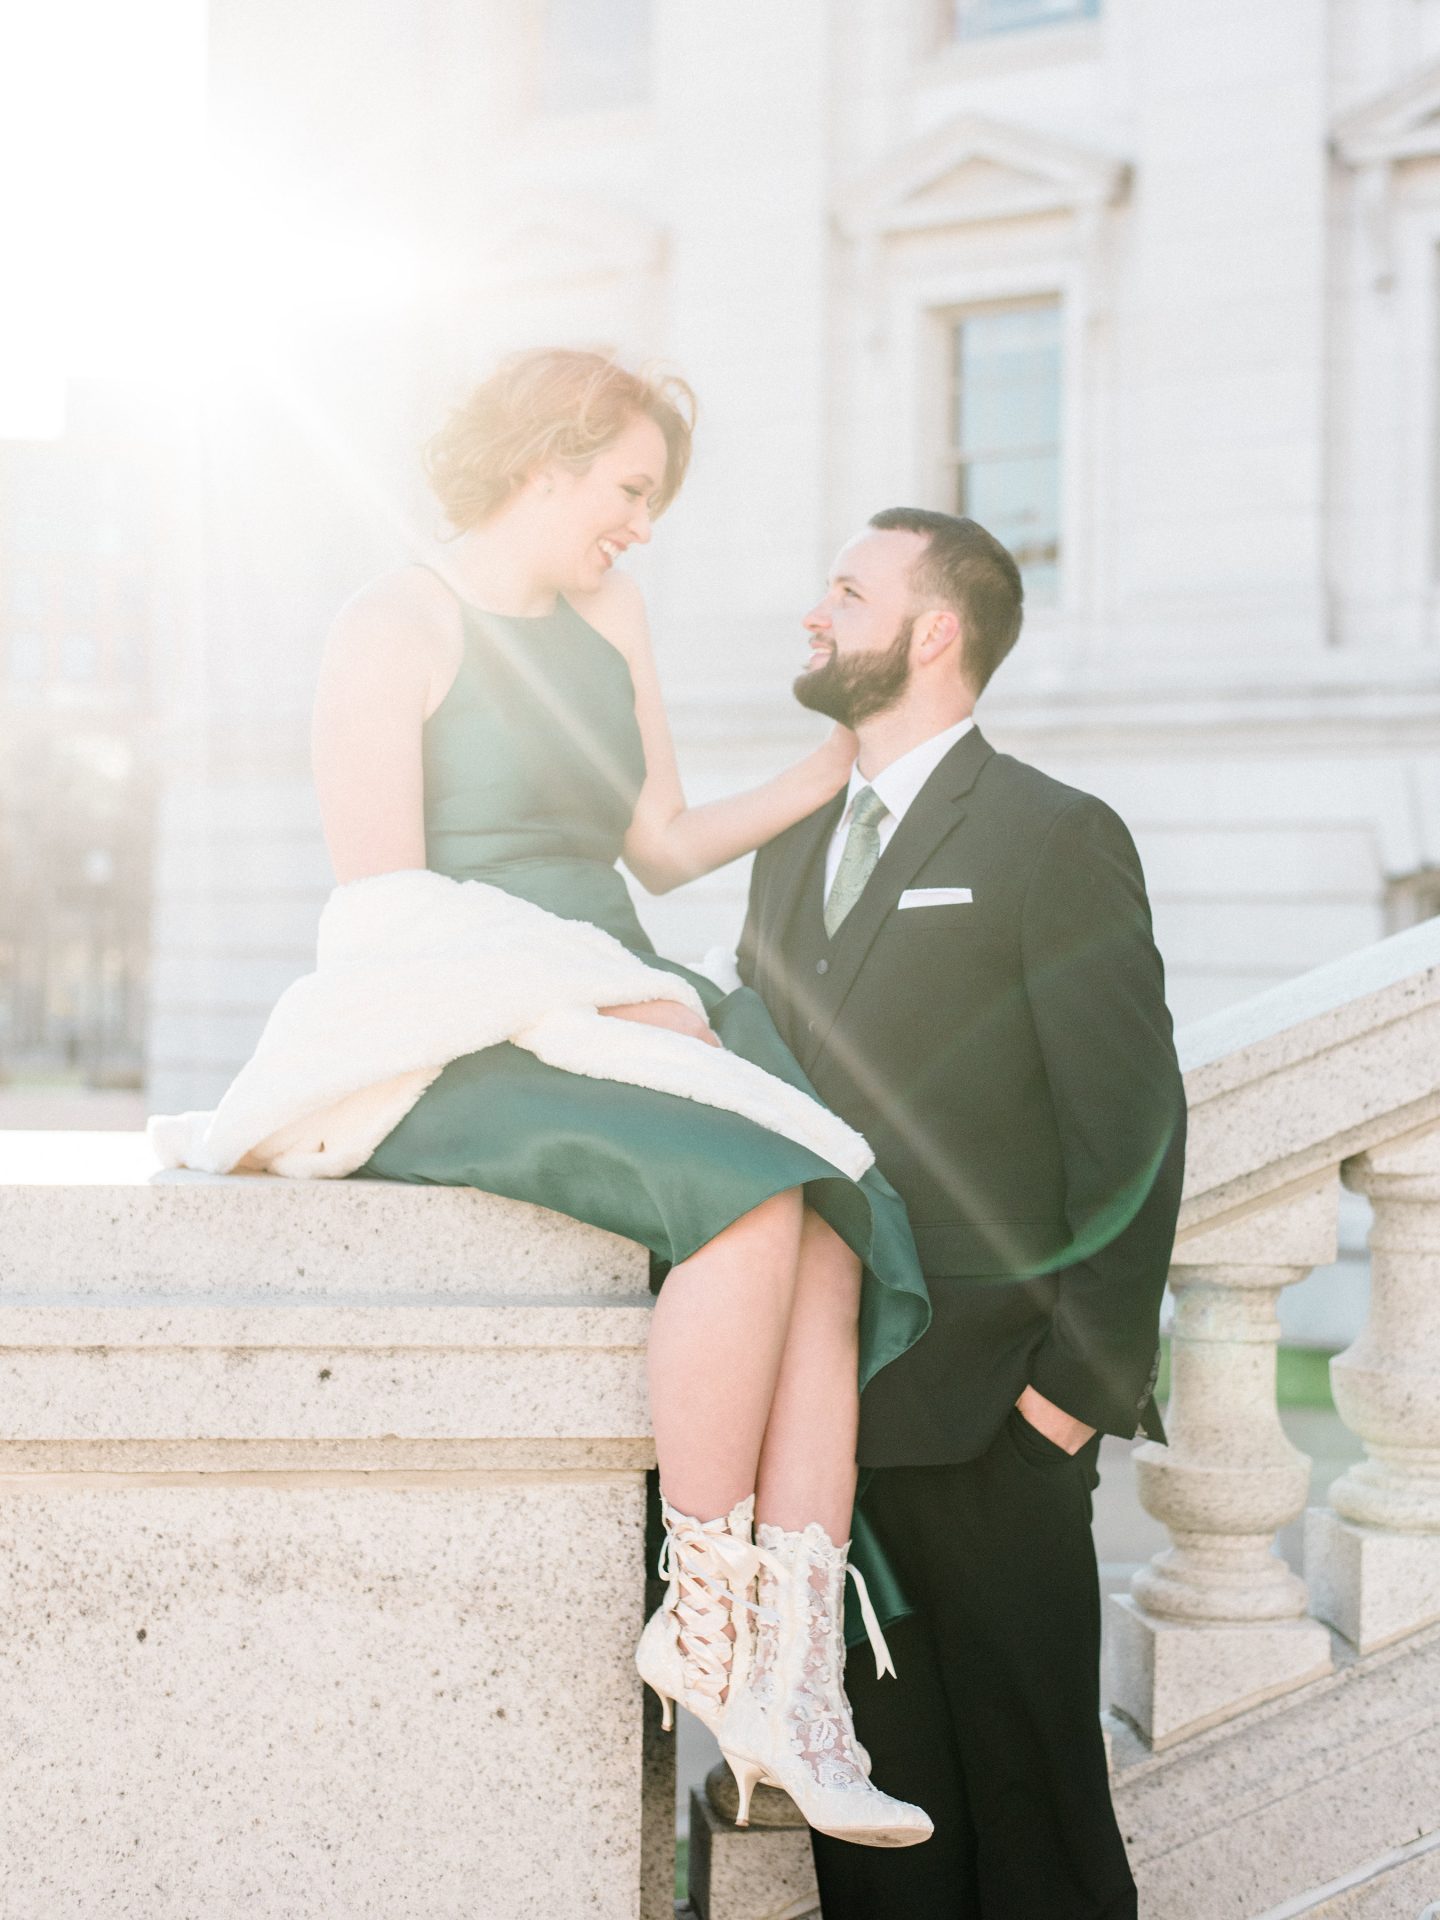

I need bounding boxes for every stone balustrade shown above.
[0,1133,673,1920]
[1112,914,1440,1749]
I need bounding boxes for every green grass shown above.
[1155,1339,1336,1411]
[675,1836,688,1901]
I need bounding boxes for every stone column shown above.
[1109,1181,1337,1747]
[1307,1129,1440,1652]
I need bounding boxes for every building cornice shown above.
[836,110,1130,238]
[1333,60,1440,168]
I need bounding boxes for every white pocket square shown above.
[898,887,973,909]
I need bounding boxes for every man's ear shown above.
[913,608,961,666]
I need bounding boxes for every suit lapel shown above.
[807,727,994,1061]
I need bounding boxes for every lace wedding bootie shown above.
[725,1519,934,1849]
[635,1494,763,1739]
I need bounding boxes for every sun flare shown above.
[0,0,434,438]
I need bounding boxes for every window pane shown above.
[953,304,1061,457]
[954,0,1100,39]
[950,301,1062,602]
[8,631,46,681]
[63,571,97,630]
[7,569,44,622]
[61,630,98,679]
[957,453,1060,588]
[541,0,652,114]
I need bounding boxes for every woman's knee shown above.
[727,1185,805,1254]
[800,1204,861,1272]
[797,1207,863,1320]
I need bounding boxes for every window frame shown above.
[918,0,1103,74]
[1352,201,1440,648]
[940,293,1066,605]
[884,259,1091,633]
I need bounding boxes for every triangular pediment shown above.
[476,191,666,289]
[838,112,1129,238]
[1334,60,1440,166]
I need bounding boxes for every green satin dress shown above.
[355,588,930,1614]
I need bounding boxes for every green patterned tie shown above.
[824,786,890,937]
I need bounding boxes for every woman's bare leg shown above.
[648,1187,804,1519]
[755,1207,863,1541]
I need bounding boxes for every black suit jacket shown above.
[738,726,1185,1468]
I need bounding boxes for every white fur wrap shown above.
[147,868,873,1183]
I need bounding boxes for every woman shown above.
[312,348,932,1847]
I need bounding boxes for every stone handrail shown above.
[1111,915,1440,1749]
[1174,912,1440,1234]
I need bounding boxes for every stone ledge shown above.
[0,1321,651,1452]
[0,1438,655,1473]
[0,1300,654,1343]
[0,1134,657,1471]
[0,1131,647,1298]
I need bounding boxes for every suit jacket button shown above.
[815,958,829,975]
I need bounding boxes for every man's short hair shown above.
[868,507,1023,695]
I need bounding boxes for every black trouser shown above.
[812,1411,1136,1920]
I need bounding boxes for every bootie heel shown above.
[726,1753,769,1829]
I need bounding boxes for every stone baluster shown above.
[1109,1179,1337,1748]
[1307,1129,1440,1652]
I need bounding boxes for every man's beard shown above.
[792,616,914,727]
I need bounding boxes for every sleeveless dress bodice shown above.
[357,584,930,1643]
[421,594,654,946]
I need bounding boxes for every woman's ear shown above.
[522,461,559,501]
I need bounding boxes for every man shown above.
[737,508,1185,1918]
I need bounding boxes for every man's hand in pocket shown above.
[1015,1384,1096,1456]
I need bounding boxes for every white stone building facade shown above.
[150,0,1440,1113]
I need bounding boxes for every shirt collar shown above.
[843,716,976,828]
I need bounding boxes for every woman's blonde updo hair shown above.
[424,347,697,532]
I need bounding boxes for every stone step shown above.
[1111,1617,1440,1917]
[681,1623,1440,1919]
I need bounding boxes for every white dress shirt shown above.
[823,717,976,896]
